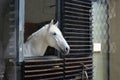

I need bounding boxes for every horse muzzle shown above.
[59,46,70,55]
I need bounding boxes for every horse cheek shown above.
[48,37,56,48]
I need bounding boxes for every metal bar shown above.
[65,61,92,65]
[24,72,63,78]
[65,6,90,13]
[64,32,92,35]
[66,40,92,42]
[24,59,63,63]
[64,19,91,24]
[70,49,92,52]
[65,2,91,9]
[25,76,64,80]
[65,36,92,39]
[65,10,90,16]
[69,53,92,56]
[65,69,93,74]
[65,57,92,60]
[65,35,92,38]
[70,45,92,47]
[64,27,92,31]
[65,66,93,70]
[64,15,90,20]
[25,63,63,68]
[67,52,92,54]
[72,0,92,5]
[63,23,91,28]
[25,67,63,73]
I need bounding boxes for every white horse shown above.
[23,20,70,57]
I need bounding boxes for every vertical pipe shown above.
[15,0,19,65]
[106,0,110,80]
[18,0,25,62]
[56,0,62,57]
[15,0,20,80]
[57,1,65,79]
[15,0,25,80]
[57,0,62,29]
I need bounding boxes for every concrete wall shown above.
[0,0,9,78]
[0,14,4,79]
[109,0,120,80]
[0,0,16,80]
[25,0,56,23]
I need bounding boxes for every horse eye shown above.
[53,32,56,36]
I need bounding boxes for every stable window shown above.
[18,0,59,62]
[24,0,57,56]
[17,0,93,80]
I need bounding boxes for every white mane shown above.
[26,24,48,41]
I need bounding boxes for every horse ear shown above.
[48,20,54,31]
[50,19,54,26]
[55,21,59,27]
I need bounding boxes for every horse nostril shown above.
[65,47,70,54]
[65,47,68,51]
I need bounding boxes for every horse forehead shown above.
[50,26,62,34]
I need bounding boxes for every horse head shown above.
[24,20,70,57]
[46,20,70,55]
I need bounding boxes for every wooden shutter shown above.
[61,0,93,79]
[23,57,64,80]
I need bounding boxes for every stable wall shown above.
[109,0,120,80]
[0,0,16,79]
[92,1,109,80]
[25,0,56,23]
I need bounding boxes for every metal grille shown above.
[61,0,93,79]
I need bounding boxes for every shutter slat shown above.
[64,15,90,20]
[64,32,91,35]
[25,72,63,78]
[25,67,63,73]
[64,27,92,32]
[63,23,91,28]
[64,10,90,17]
[64,19,91,24]
[65,36,92,39]
[24,58,63,63]
[71,0,92,5]
[65,6,90,13]
[25,63,63,68]
[65,2,91,9]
